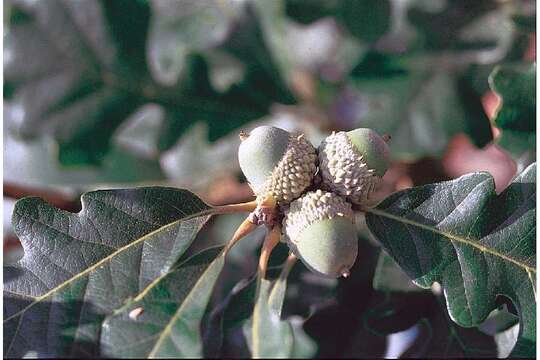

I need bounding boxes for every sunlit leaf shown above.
[101,246,225,358]
[4,188,214,357]
[366,163,536,357]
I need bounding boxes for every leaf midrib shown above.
[365,207,536,274]
[147,248,225,358]
[3,208,215,324]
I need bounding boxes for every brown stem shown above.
[257,194,277,208]
[223,216,258,255]
[258,225,282,279]
[213,200,258,214]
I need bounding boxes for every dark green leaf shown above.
[373,251,425,292]
[349,62,492,160]
[339,0,391,43]
[489,63,536,158]
[100,0,151,77]
[350,51,408,79]
[151,2,297,151]
[244,274,316,358]
[147,0,243,86]
[407,0,497,51]
[284,0,390,43]
[363,291,434,336]
[203,276,257,357]
[5,0,294,167]
[511,14,535,33]
[402,299,497,358]
[101,246,225,358]
[362,292,497,357]
[4,187,214,357]
[244,278,292,357]
[219,3,296,107]
[56,93,143,165]
[479,306,519,336]
[4,0,144,166]
[4,128,165,188]
[365,163,536,357]
[456,75,493,148]
[490,64,535,132]
[285,0,339,24]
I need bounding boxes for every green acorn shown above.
[282,190,357,278]
[238,126,318,206]
[318,128,390,204]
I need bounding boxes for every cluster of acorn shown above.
[218,125,390,279]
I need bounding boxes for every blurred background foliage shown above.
[3,0,535,357]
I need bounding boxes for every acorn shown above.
[282,190,357,278]
[318,128,390,205]
[238,126,318,206]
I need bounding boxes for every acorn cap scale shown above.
[318,129,390,204]
[283,190,357,278]
[238,126,317,204]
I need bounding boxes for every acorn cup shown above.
[318,128,390,205]
[282,190,357,278]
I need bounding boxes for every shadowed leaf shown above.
[489,63,536,158]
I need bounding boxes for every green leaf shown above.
[160,122,240,191]
[401,299,497,358]
[339,0,391,43]
[244,275,316,358]
[495,323,520,358]
[511,14,536,34]
[101,246,225,358]
[203,275,258,357]
[144,2,297,151]
[147,0,243,86]
[218,2,296,108]
[244,279,292,357]
[4,129,165,188]
[373,251,425,293]
[5,0,293,167]
[363,292,497,357]
[363,291,434,336]
[479,305,519,340]
[349,61,492,160]
[489,63,536,158]
[204,262,323,357]
[284,0,390,43]
[4,0,149,166]
[365,163,536,357]
[284,0,339,24]
[490,64,535,133]
[101,0,151,77]
[4,187,214,357]
[407,0,498,52]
